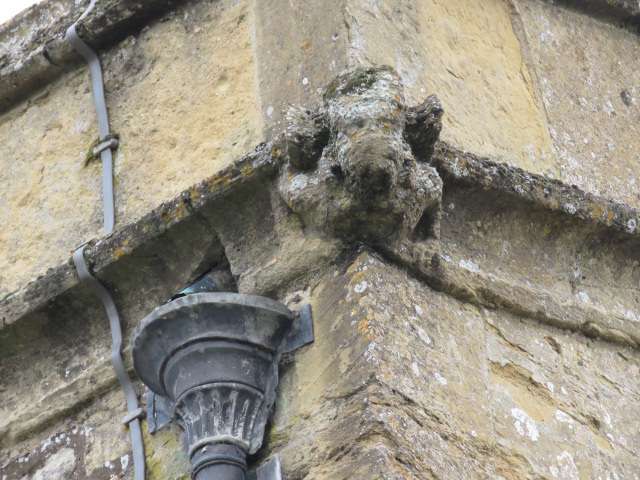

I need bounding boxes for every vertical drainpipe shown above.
[66,0,115,235]
[67,1,146,478]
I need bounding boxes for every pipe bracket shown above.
[145,392,175,433]
[121,407,145,426]
[93,137,119,156]
[247,455,282,480]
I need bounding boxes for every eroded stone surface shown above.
[268,251,640,479]
[249,0,351,135]
[514,0,640,208]
[3,248,638,478]
[277,66,442,243]
[2,2,640,474]
[0,387,189,480]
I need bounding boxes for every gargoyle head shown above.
[277,66,443,244]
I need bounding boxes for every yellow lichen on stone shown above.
[606,209,615,225]
[189,185,201,202]
[206,173,232,193]
[141,422,189,480]
[160,209,171,224]
[240,164,254,178]
[591,202,606,219]
[174,202,186,220]
[357,316,372,339]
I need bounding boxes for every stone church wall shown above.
[1,0,638,479]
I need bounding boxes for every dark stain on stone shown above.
[1,427,95,480]
[620,89,632,107]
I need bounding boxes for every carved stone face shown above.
[277,66,443,244]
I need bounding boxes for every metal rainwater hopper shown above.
[131,287,313,480]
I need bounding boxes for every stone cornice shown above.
[0,0,188,114]
[433,143,639,236]
[0,142,276,334]
[1,135,638,347]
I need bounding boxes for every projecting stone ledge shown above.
[432,143,640,236]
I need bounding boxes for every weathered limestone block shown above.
[1,388,139,479]
[4,248,638,478]
[1,44,639,479]
[0,387,193,479]
[513,0,640,208]
[270,251,640,479]
[278,66,442,244]
[342,0,557,174]
[249,0,351,135]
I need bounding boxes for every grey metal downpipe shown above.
[67,0,115,235]
[191,444,247,480]
[73,246,146,480]
[67,1,146,479]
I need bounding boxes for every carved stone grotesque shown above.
[276,66,443,244]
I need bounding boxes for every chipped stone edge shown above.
[0,0,189,114]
